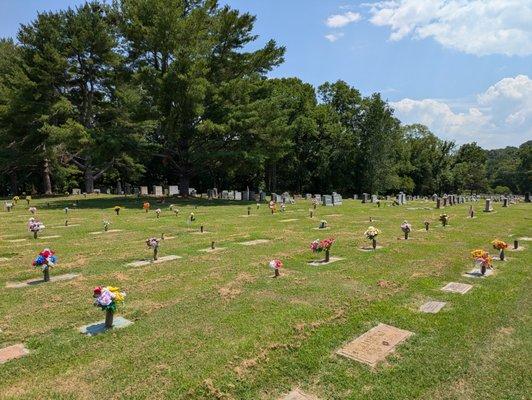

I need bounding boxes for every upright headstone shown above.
[525,192,530,203]
[259,191,266,202]
[484,199,493,212]
[153,185,163,197]
[436,197,441,209]
[332,193,343,206]
[362,193,369,203]
[322,195,333,206]
[169,185,179,196]
[371,194,378,203]
[116,181,123,195]
[140,186,148,196]
[306,193,312,200]
[502,197,508,207]
[72,188,81,195]
[124,183,132,195]
[222,190,229,200]
[314,194,322,202]
[353,194,358,200]
[235,191,242,201]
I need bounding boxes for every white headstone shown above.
[169,185,179,196]
[153,185,163,197]
[140,186,148,195]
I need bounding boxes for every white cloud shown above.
[325,32,345,42]
[367,0,532,56]
[326,11,361,28]
[391,75,532,148]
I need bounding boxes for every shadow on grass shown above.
[20,196,258,210]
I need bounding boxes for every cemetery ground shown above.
[0,195,530,400]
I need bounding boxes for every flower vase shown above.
[43,267,50,282]
[247,208,250,216]
[200,226,204,233]
[153,247,158,261]
[105,310,114,329]
[274,268,280,277]
[372,238,377,250]
[514,240,518,250]
[404,231,409,240]
[104,225,108,232]
[211,241,215,250]
[65,220,68,226]
[115,209,119,215]
[499,249,505,261]
[313,204,317,210]
[310,211,313,218]
[325,249,330,262]
[145,209,148,213]
[33,231,38,239]
[480,264,486,275]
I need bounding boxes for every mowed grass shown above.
[0,195,530,399]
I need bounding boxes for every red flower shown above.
[93,286,102,297]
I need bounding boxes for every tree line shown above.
[0,0,530,197]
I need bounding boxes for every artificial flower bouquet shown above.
[103,220,111,231]
[471,249,492,275]
[319,220,328,229]
[269,259,283,277]
[364,226,381,250]
[146,237,160,260]
[310,238,335,262]
[32,248,57,282]
[28,217,45,238]
[93,286,126,328]
[439,214,449,226]
[28,206,37,214]
[424,220,430,231]
[114,206,121,215]
[401,221,412,239]
[155,208,161,218]
[12,196,19,204]
[491,239,508,261]
[143,202,150,212]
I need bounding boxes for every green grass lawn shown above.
[0,195,530,399]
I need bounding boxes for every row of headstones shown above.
[359,192,409,204]
[304,193,343,206]
[71,184,187,197]
[435,194,480,208]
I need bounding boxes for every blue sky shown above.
[1,0,531,148]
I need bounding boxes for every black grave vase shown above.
[325,249,330,263]
[33,231,38,239]
[480,264,486,275]
[372,238,377,250]
[43,266,50,282]
[499,249,505,261]
[153,247,158,261]
[105,310,114,329]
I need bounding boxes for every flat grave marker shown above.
[79,316,133,336]
[6,273,80,288]
[308,257,344,266]
[0,344,29,364]
[463,268,494,278]
[89,229,124,235]
[280,219,299,223]
[419,301,446,314]
[441,282,473,294]
[126,255,181,267]
[239,239,270,246]
[336,323,414,367]
[8,239,27,243]
[281,389,319,400]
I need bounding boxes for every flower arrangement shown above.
[93,286,126,328]
[32,248,57,282]
[491,239,508,261]
[146,237,160,260]
[28,217,45,238]
[169,204,175,211]
[269,259,283,277]
[103,220,111,231]
[401,220,412,239]
[190,212,195,222]
[319,220,328,229]
[310,238,335,262]
[364,226,380,239]
[12,196,19,204]
[471,249,492,275]
[114,206,121,215]
[143,202,150,212]
[364,226,380,250]
[439,214,449,226]
[155,208,161,218]
[5,202,13,211]
[25,195,31,205]
[280,203,286,212]
[64,207,69,214]
[256,203,260,209]
[29,206,37,214]
[424,220,430,231]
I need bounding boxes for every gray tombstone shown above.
[371,194,378,203]
[169,185,179,196]
[153,185,163,197]
[322,195,333,206]
[333,193,343,206]
[502,197,508,207]
[235,191,242,201]
[436,197,441,209]
[124,183,132,195]
[362,193,369,203]
[140,186,148,195]
[314,194,322,202]
[72,188,81,195]
[484,199,493,212]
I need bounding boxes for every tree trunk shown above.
[179,173,190,198]
[84,167,95,194]
[42,158,53,195]
[10,171,18,195]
